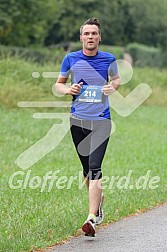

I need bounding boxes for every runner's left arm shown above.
[102,74,121,96]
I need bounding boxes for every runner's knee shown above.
[84,160,102,180]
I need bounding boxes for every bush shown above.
[0,44,125,66]
[67,42,124,59]
[126,43,165,68]
[68,42,82,51]
[0,45,66,65]
[99,45,124,59]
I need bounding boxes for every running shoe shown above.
[82,218,96,237]
[96,193,104,225]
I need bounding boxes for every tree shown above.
[0,0,55,46]
[0,0,166,49]
[126,0,167,48]
[44,0,103,45]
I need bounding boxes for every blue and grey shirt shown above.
[60,50,118,120]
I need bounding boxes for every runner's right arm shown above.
[55,75,82,95]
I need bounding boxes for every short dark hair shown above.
[80,18,101,35]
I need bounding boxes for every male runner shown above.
[55,18,121,236]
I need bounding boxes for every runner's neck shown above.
[82,48,98,57]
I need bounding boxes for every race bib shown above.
[77,85,102,103]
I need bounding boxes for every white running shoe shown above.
[96,193,104,225]
[82,218,96,237]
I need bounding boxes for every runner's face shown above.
[80,25,101,51]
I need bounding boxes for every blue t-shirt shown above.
[60,50,118,120]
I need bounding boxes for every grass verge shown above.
[0,105,166,252]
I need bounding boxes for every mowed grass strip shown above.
[0,105,166,252]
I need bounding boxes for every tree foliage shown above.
[0,0,55,46]
[0,0,167,49]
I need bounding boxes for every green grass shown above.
[0,56,167,251]
[0,105,167,252]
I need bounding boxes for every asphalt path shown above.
[49,203,167,252]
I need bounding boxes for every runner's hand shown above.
[67,82,83,95]
[102,84,116,96]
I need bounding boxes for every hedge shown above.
[0,45,67,64]
[126,43,166,68]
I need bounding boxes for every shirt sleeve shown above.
[60,55,70,77]
[108,55,118,77]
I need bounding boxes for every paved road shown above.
[49,204,167,252]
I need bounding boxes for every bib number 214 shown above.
[84,90,96,98]
[78,85,102,103]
